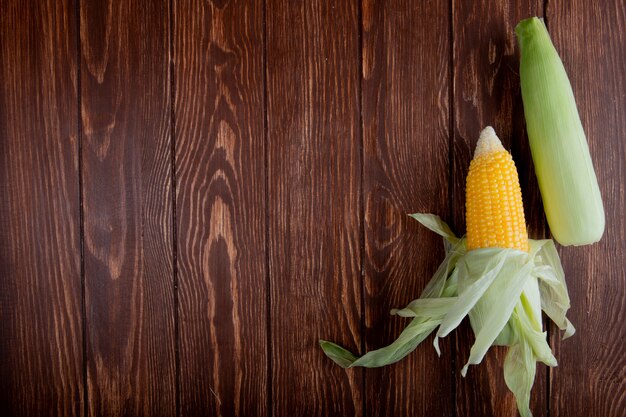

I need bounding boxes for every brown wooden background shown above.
[1,0,624,416]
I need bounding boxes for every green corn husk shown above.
[320,214,574,417]
[516,17,605,246]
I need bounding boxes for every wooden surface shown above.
[175,0,267,415]
[266,1,363,415]
[0,1,83,416]
[0,0,624,416]
[80,1,176,416]
[362,0,452,415]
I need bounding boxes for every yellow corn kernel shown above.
[466,127,529,252]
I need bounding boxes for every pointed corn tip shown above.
[515,16,544,38]
[474,126,504,158]
[515,17,551,53]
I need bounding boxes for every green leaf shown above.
[318,340,359,368]
[503,297,557,417]
[409,213,459,244]
[320,317,442,368]
[513,303,556,367]
[419,239,465,299]
[319,229,463,368]
[533,240,575,338]
[391,297,458,318]
[459,250,535,376]
[319,227,572,417]
[348,317,442,367]
[433,249,510,355]
[503,340,535,417]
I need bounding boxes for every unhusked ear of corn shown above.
[516,17,605,246]
[466,127,529,252]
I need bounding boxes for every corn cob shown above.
[466,127,529,252]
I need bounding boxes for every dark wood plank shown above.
[174,0,267,416]
[361,1,453,415]
[0,1,83,416]
[266,0,363,415]
[80,0,175,415]
[452,1,547,416]
[547,1,626,415]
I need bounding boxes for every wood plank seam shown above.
[447,1,458,416]
[262,1,272,416]
[357,1,367,416]
[168,0,180,415]
[75,0,88,416]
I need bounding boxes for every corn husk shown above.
[516,17,605,246]
[320,214,574,417]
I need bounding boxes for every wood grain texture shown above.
[361,0,453,415]
[548,1,626,415]
[174,0,267,416]
[1,1,625,415]
[0,1,83,416]
[266,0,363,415]
[80,0,175,415]
[452,1,548,416]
